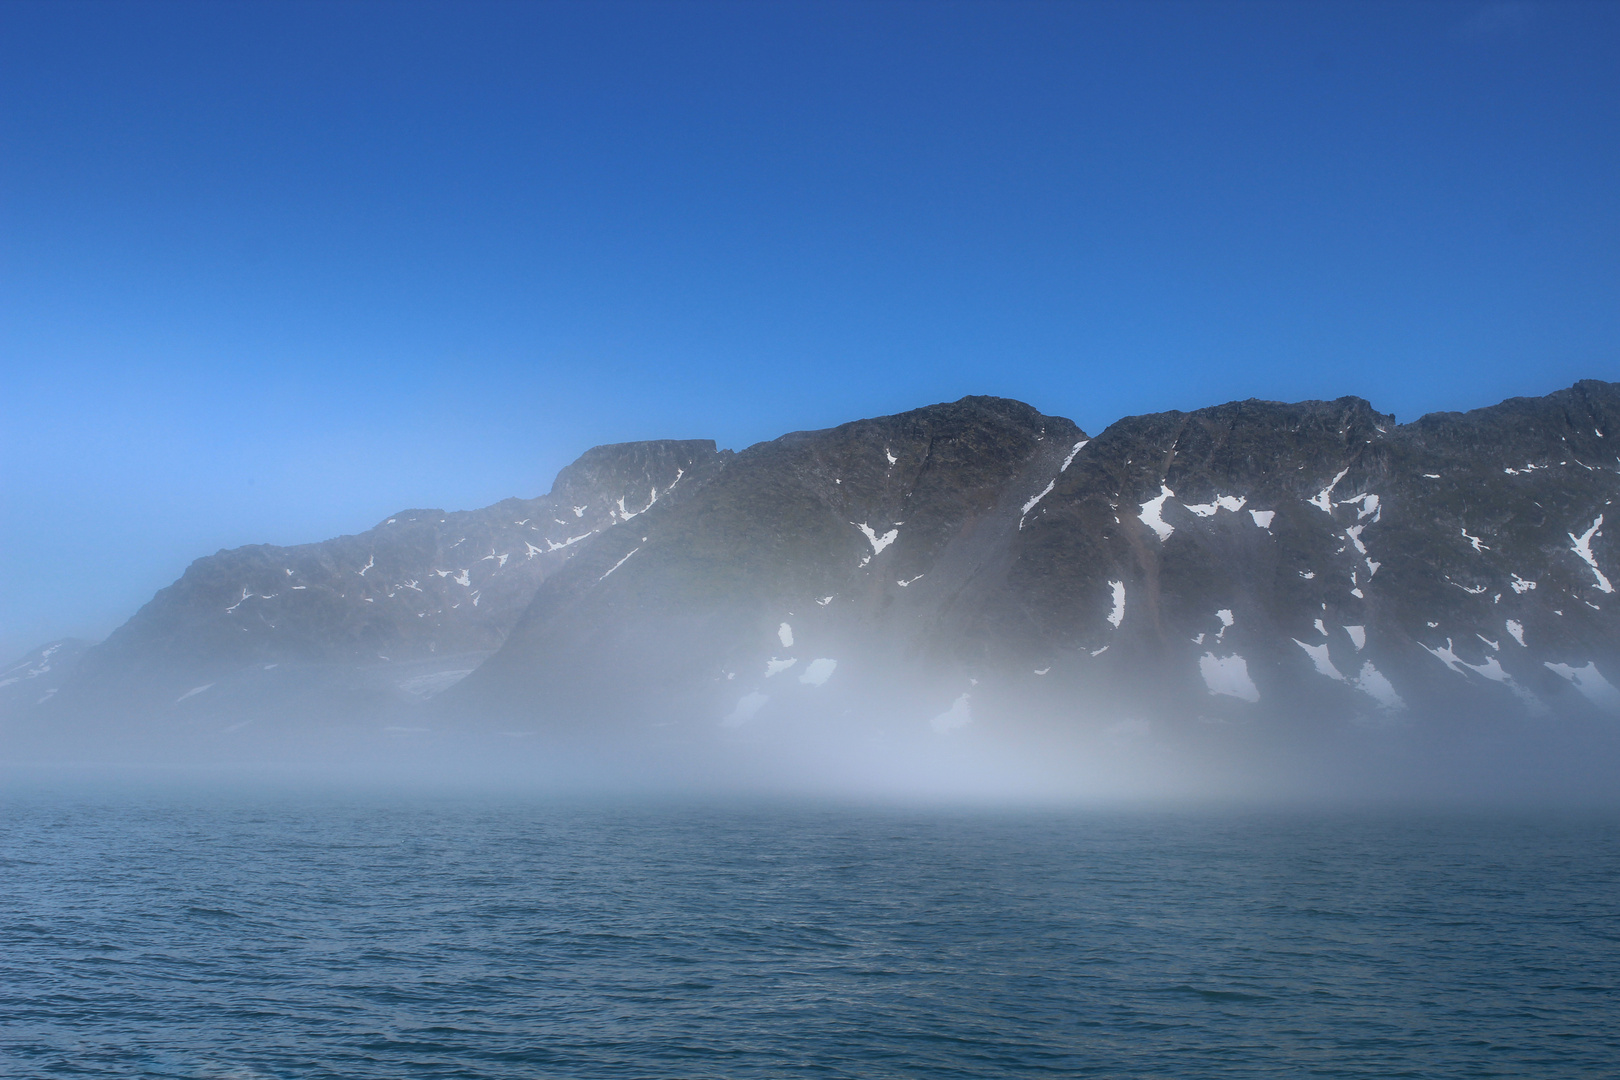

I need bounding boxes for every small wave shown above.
[1165,984,1275,1003]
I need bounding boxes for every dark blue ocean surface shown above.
[2,786,1617,1078]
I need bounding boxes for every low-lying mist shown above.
[7,686,1619,811]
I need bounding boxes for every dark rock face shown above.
[452,383,1620,737]
[35,439,722,728]
[14,382,1620,756]
[455,396,1085,732]
[987,383,1620,726]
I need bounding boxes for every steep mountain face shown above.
[12,382,1620,762]
[38,439,723,728]
[454,396,1086,732]
[988,382,1620,726]
[449,383,1620,739]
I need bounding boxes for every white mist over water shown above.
[9,695,1620,811]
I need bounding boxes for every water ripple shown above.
[2,796,1617,1078]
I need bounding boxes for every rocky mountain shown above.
[10,382,1620,765]
[451,382,1620,746]
[24,439,723,733]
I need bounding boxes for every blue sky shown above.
[2,0,1617,657]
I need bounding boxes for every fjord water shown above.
[4,786,1617,1079]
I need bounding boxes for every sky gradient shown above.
[3,0,1618,658]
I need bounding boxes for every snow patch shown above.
[1422,639,1470,676]
[1461,528,1490,553]
[1467,655,1511,683]
[816,596,834,606]
[1249,509,1275,530]
[1184,494,1246,517]
[599,547,640,581]
[1107,581,1126,628]
[1199,653,1260,702]
[1544,662,1620,711]
[1061,440,1089,471]
[1421,639,1522,696]
[896,575,924,587]
[358,554,374,576]
[885,447,897,466]
[176,684,214,703]
[1569,516,1614,593]
[615,489,658,521]
[1138,485,1176,542]
[777,622,794,648]
[853,522,900,555]
[1344,625,1366,651]
[1505,619,1526,647]
[1308,469,1349,513]
[1353,662,1404,710]
[1293,639,1346,681]
[1340,493,1380,521]
[546,531,595,553]
[1021,479,1055,518]
[799,658,837,686]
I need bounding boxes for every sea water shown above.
[3,785,1617,1078]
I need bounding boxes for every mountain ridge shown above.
[9,381,1620,764]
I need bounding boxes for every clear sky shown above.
[2,0,1617,659]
